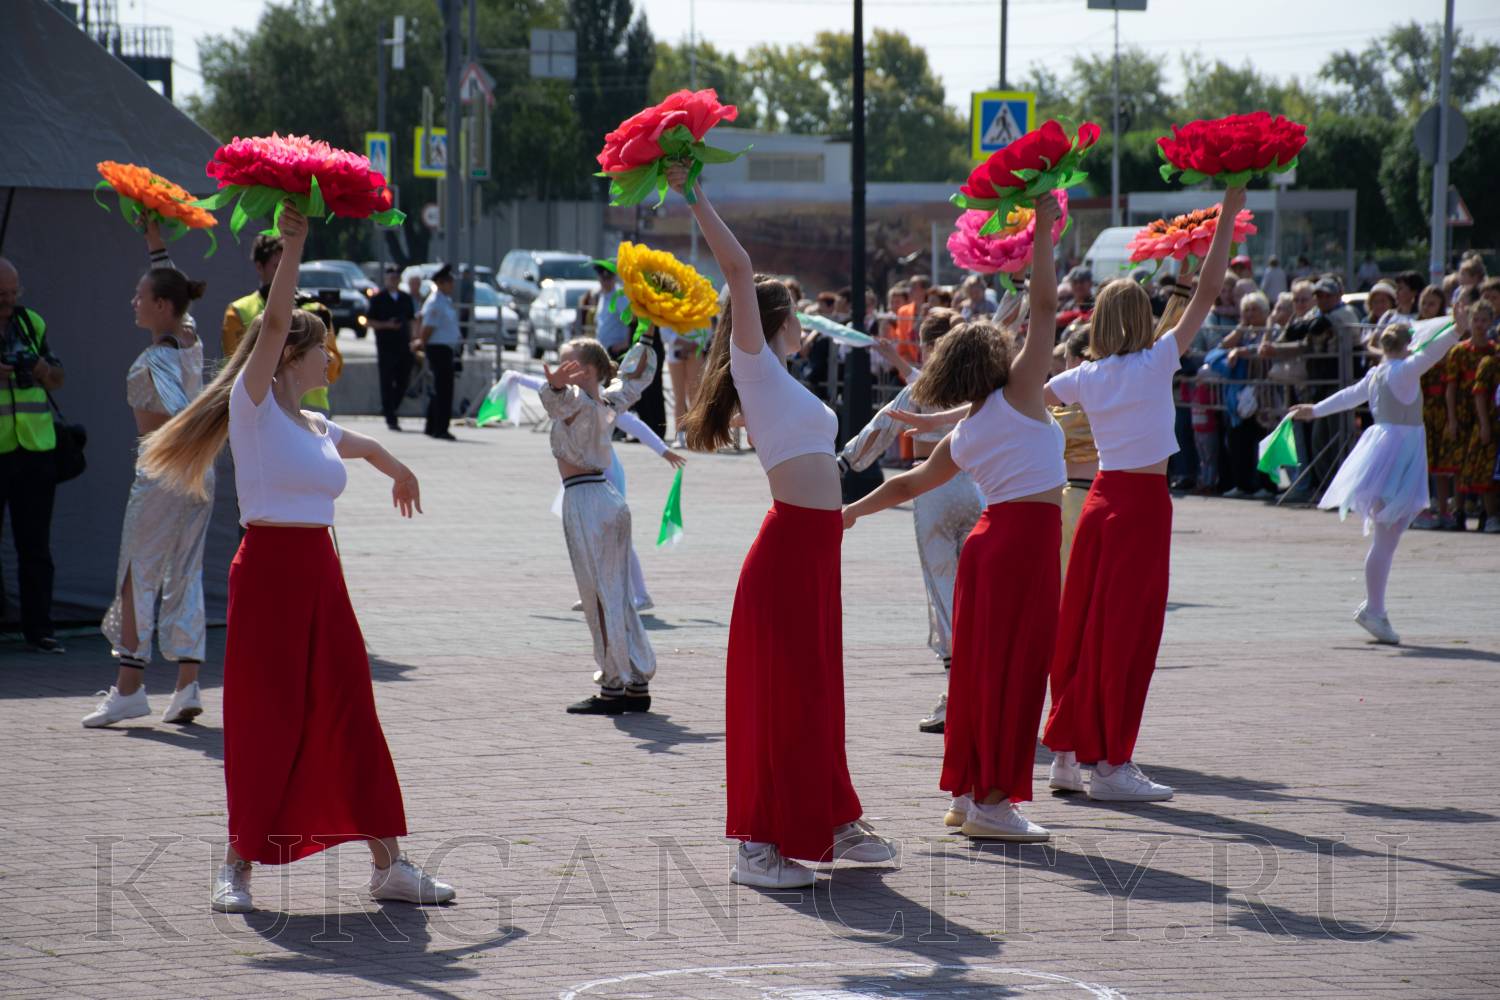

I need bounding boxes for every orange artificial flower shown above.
[97,161,217,229]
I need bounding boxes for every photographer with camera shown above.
[0,257,66,653]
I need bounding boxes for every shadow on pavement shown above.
[751,863,1004,966]
[964,840,1411,942]
[241,909,525,1000]
[610,711,722,754]
[123,721,225,762]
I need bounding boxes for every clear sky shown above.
[138,0,1500,110]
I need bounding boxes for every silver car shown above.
[527,280,596,359]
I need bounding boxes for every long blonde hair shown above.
[139,310,327,498]
[1090,280,1156,358]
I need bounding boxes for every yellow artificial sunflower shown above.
[615,241,719,335]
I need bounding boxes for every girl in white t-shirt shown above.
[844,192,1065,843]
[668,163,897,891]
[1039,185,1248,805]
[139,205,454,915]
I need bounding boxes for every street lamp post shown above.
[1087,0,1146,227]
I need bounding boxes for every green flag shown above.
[657,468,684,547]
[475,390,507,427]
[1257,416,1300,475]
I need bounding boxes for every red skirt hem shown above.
[224,526,407,867]
[725,503,862,862]
[940,502,1061,803]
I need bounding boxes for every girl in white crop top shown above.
[667,162,897,888]
[844,190,1065,842]
[137,205,456,910]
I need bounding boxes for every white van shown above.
[1082,226,1178,282]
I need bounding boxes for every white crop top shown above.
[949,388,1065,504]
[1046,334,1181,471]
[229,374,348,526]
[730,340,837,474]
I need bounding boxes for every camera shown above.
[1,348,38,388]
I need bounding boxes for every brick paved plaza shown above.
[3,402,1499,999]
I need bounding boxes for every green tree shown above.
[569,0,655,192]
[649,39,760,128]
[1294,114,1403,250]
[188,0,577,261]
[1321,21,1500,118]
[1063,47,1175,131]
[1177,58,1318,122]
[745,43,833,134]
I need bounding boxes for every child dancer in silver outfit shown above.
[839,309,980,734]
[541,337,662,715]
[84,224,213,728]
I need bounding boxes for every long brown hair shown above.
[681,276,794,452]
[910,320,1012,409]
[139,310,327,499]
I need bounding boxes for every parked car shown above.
[297,264,370,336]
[497,250,595,307]
[527,279,596,358]
[472,283,520,349]
[305,259,378,299]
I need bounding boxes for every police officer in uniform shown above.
[0,257,67,653]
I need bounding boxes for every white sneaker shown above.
[368,856,456,904]
[918,693,946,734]
[634,596,655,612]
[730,842,815,888]
[831,819,898,863]
[1088,761,1174,802]
[1354,602,1400,645]
[960,800,1050,841]
[81,686,151,728]
[211,862,253,913]
[943,794,972,828]
[570,599,584,612]
[1049,751,1085,792]
[161,682,203,724]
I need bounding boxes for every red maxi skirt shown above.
[725,502,862,862]
[942,502,1061,803]
[1043,471,1171,767]
[224,526,407,865]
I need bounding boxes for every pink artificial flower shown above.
[1126,206,1257,263]
[948,189,1069,274]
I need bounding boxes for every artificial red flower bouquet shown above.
[1156,112,1306,187]
[196,134,405,237]
[596,89,746,206]
[952,119,1099,236]
[1126,205,1257,270]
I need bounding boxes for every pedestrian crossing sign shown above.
[971,91,1036,161]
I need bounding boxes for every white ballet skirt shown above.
[1318,423,1429,533]
[1314,320,1458,535]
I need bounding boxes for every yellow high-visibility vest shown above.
[0,308,56,454]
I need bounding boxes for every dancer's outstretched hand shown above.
[1287,404,1315,422]
[841,506,857,531]
[663,450,687,469]
[665,161,691,194]
[544,360,585,389]
[392,470,423,517]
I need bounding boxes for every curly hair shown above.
[909,320,1011,409]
